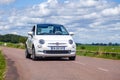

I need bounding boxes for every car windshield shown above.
[36,24,69,35]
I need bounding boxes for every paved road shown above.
[1,47,120,80]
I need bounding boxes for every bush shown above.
[81,46,86,50]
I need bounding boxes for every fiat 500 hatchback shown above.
[25,24,76,60]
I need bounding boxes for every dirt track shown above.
[2,47,120,80]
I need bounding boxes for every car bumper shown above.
[35,50,76,57]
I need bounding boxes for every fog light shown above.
[72,46,75,48]
[37,45,42,48]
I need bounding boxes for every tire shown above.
[69,56,76,60]
[25,49,31,58]
[31,47,37,60]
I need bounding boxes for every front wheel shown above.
[31,47,37,60]
[69,56,76,60]
[25,49,31,58]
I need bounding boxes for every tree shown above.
[108,42,112,46]
[0,34,27,43]
[19,37,27,43]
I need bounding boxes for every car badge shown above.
[56,42,59,45]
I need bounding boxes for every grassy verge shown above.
[77,50,120,60]
[77,45,120,53]
[0,42,25,49]
[0,50,6,80]
[76,44,120,60]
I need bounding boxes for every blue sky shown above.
[0,0,120,43]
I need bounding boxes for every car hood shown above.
[34,35,73,43]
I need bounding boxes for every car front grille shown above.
[43,50,71,54]
[48,43,66,46]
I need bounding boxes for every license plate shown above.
[51,46,65,50]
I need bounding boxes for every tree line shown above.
[76,42,120,46]
[91,42,120,46]
[0,34,27,43]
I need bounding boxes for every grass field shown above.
[77,45,120,59]
[77,45,120,53]
[0,50,6,80]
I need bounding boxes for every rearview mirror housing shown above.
[69,32,74,36]
[28,32,33,35]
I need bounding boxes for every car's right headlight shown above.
[69,39,73,44]
[39,39,45,44]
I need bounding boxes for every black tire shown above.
[31,47,37,60]
[69,56,76,60]
[25,49,31,58]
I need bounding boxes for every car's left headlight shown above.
[39,39,45,44]
[69,39,73,44]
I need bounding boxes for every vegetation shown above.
[0,34,27,49]
[77,44,120,53]
[0,42,25,49]
[76,44,120,60]
[0,34,27,44]
[0,34,26,80]
[0,50,6,80]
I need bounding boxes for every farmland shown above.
[77,44,120,53]
[76,44,120,59]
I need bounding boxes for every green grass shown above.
[6,43,25,49]
[0,50,6,80]
[0,42,25,49]
[77,45,120,53]
[77,45,120,60]
[77,51,120,60]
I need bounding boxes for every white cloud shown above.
[0,0,120,43]
[107,34,120,42]
[89,21,104,28]
[107,23,120,31]
[11,32,18,35]
[0,25,10,30]
[0,0,15,5]
[64,0,70,4]
[80,0,98,7]
[101,5,120,16]
[83,12,100,19]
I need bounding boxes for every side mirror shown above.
[28,32,33,35]
[69,32,74,36]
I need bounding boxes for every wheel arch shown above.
[32,44,35,49]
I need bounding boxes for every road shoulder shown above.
[4,55,20,80]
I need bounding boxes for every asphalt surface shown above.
[1,47,120,80]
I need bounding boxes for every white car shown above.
[25,24,76,60]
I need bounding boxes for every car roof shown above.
[37,24,63,26]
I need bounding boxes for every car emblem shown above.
[56,42,59,45]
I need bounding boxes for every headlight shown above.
[69,39,73,44]
[39,39,45,44]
